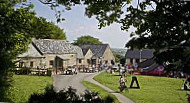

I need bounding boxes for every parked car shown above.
[65,66,73,75]
[65,66,78,75]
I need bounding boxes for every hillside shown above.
[111,48,127,56]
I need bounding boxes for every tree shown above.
[73,35,102,45]
[114,53,125,64]
[38,0,190,74]
[0,1,35,101]
[30,17,66,40]
[0,1,66,101]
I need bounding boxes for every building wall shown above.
[126,59,131,64]
[17,57,44,69]
[76,58,84,66]
[43,53,77,69]
[17,53,78,70]
[102,46,115,65]
[83,50,94,66]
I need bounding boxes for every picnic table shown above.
[31,69,47,75]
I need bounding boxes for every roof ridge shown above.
[82,44,108,45]
[38,38,67,41]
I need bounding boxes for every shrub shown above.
[28,85,114,103]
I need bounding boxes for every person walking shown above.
[118,64,121,75]
[119,75,127,92]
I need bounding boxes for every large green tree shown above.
[39,0,190,74]
[31,17,66,40]
[0,0,66,101]
[73,35,102,45]
[0,0,35,101]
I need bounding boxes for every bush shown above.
[28,85,114,103]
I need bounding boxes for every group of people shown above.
[167,71,185,78]
[118,63,138,76]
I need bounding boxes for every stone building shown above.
[80,44,115,66]
[17,39,84,74]
[125,49,154,65]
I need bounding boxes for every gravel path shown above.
[84,71,134,103]
[53,71,134,103]
[53,73,93,94]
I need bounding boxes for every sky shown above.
[31,0,139,48]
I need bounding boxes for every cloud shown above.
[32,1,132,48]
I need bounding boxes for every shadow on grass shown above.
[128,87,140,89]
[113,74,121,76]
[113,74,132,77]
[177,89,190,91]
[110,91,120,93]
[28,85,114,103]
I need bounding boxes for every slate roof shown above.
[125,49,154,59]
[33,39,84,58]
[82,48,90,56]
[18,44,44,58]
[80,44,108,58]
[73,46,84,59]
[56,55,70,60]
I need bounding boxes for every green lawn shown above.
[82,81,120,103]
[94,72,188,103]
[6,75,53,103]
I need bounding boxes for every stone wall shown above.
[102,46,115,65]
[83,49,94,66]
[17,53,82,70]
[43,53,77,69]
[16,57,44,69]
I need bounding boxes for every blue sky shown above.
[31,0,139,48]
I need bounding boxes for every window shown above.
[130,59,133,64]
[87,59,91,64]
[30,61,33,67]
[79,59,82,63]
[49,60,53,66]
[111,60,115,65]
[19,62,24,67]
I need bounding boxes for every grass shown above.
[82,81,120,103]
[6,75,53,103]
[94,72,188,103]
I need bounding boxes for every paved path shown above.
[84,71,134,103]
[54,71,134,103]
[53,73,93,94]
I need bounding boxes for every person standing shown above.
[118,64,121,75]
[119,75,127,92]
[133,63,138,72]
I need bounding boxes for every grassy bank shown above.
[94,72,187,103]
[6,75,53,103]
[82,81,120,103]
